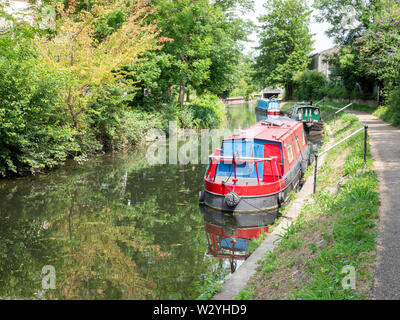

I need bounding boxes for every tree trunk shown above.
[178,83,186,108]
[186,89,190,102]
[285,83,294,99]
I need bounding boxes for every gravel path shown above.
[329,107,400,299]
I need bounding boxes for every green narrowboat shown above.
[291,102,324,132]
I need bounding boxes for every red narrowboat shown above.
[199,119,311,213]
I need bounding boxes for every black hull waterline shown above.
[202,169,303,213]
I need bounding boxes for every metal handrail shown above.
[207,155,279,185]
[335,102,353,114]
[313,125,368,194]
[318,127,364,157]
[208,155,276,162]
[313,99,324,106]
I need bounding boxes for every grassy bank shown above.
[235,105,380,300]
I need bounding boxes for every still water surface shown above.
[0,102,321,299]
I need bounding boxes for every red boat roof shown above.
[223,119,301,142]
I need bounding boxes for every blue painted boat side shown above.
[256,99,280,111]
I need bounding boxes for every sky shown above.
[242,0,335,54]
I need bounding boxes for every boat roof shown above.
[223,119,302,143]
[258,98,280,102]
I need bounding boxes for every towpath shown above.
[327,106,400,300]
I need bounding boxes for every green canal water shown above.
[0,103,267,300]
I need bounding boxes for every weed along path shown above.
[328,107,400,300]
[213,126,335,300]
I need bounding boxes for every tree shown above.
[36,0,162,132]
[358,3,400,89]
[149,0,253,107]
[0,18,81,176]
[254,0,314,95]
[326,46,376,99]
[293,70,327,100]
[227,53,258,99]
[313,1,387,100]
[313,0,385,44]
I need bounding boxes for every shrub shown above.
[178,108,195,128]
[183,94,225,129]
[0,50,78,176]
[86,85,162,151]
[293,70,327,101]
[376,86,400,127]
[158,101,180,132]
[324,83,349,100]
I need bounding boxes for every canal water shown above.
[0,102,322,300]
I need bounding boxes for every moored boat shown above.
[255,99,280,116]
[255,109,295,123]
[291,102,324,132]
[199,118,311,213]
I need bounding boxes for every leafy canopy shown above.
[254,0,314,89]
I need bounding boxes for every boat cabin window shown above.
[215,139,255,178]
[295,135,301,153]
[301,128,306,145]
[287,142,294,163]
[297,108,302,120]
[269,101,279,110]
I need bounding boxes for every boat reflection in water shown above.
[200,205,279,273]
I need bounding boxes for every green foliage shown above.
[195,275,224,300]
[0,31,78,176]
[372,87,400,127]
[324,83,350,99]
[294,70,327,101]
[93,9,126,44]
[312,2,384,102]
[313,0,384,44]
[358,3,400,90]
[235,289,254,300]
[254,0,313,90]
[294,171,379,300]
[86,85,162,151]
[228,53,259,99]
[348,2,400,125]
[149,0,252,104]
[183,95,225,129]
[326,46,376,99]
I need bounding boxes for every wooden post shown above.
[313,154,318,194]
[364,125,368,169]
